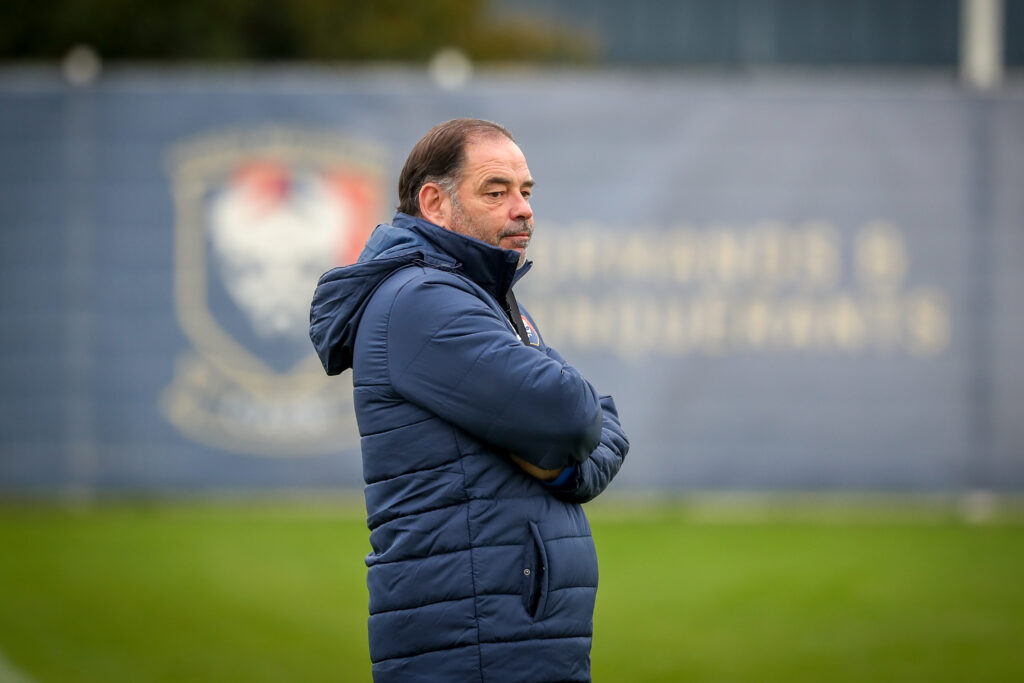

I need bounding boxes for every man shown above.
[310,119,628,682]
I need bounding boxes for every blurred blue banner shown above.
[1,68,1021,493]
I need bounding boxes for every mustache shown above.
[497,221,533,239]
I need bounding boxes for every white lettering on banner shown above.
[522,221,951,358]
[532,220,842,290]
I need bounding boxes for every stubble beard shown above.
[448,193,533,267]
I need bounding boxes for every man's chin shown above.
[500,236,531,250]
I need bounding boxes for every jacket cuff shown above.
[542,465,578,490]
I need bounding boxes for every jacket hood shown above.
[309,212,529,375]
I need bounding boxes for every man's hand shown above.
[509,453,563,481]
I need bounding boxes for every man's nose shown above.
[510,191,533,222]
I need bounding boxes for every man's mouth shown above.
[499,224,533,249]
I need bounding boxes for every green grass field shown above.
[1,497,1022,682]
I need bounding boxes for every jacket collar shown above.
[391,212,532,299]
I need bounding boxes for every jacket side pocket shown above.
[520,521,550,620]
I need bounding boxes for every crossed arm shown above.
[385,273,627,501]
[532,344,629,503]
[510,392,627,503]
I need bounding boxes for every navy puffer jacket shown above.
[310,213,628,682]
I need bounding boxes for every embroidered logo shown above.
[521,315,541,346]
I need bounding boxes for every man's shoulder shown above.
[366,262,486,317]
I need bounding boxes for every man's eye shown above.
[486,191,503,198]
[522,192,532,201]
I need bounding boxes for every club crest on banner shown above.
[161,127,385,455]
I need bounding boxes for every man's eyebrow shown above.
[481,175,535,188]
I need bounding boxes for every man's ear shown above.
[418,183,451,228]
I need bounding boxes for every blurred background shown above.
[1,1,1022,681]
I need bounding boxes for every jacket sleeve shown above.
[540,346,629,504]
[384,273,603,471]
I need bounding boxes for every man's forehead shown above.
[462,137,532,181]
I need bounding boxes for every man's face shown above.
[445,136,535,266]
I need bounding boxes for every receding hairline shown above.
[449,128,520,178]
[396,118,519,216]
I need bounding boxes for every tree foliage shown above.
[0,0,595,62]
